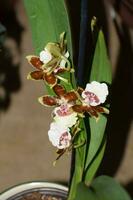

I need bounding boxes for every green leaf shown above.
[84,139,106,182]
[85,115,107,169]
[75,176,131,200]
[90,30,112,83]
[84,30,112,184]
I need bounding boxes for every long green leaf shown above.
[84,30,112,183]
[75,176,131,200]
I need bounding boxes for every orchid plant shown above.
[24,0,131,200]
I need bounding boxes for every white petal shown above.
[60,51,69,68]
[40,50,52,64]
[54,112,78,128]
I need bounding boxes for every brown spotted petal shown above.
[44,73,57,86]
[27,56,43,69]
[72,105,86,113]
[27,71,44,80]
[72,105,99,118]
[93,106,109,114]
[86,106,99,118]
[85,106,109,118]
[54,67,67,74]
[38,95,58,107]
[73,104,109,118]
[53,84,66,97]
[63,91,78,102]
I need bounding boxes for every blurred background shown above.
[0,0,133,197]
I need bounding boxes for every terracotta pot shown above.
[0,182,68,200]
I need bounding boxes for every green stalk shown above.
[68,121,87,200]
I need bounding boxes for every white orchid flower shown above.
[48,122,71,149]
[82,81,109,106]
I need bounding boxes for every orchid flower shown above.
[26,33,73,87]
[48,122,72,149]
[72,81,109,119]
[82,81,108,106]
[38,84,78,127]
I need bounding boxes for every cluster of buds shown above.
[27,33,109,161]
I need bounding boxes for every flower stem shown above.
[77,0,89,86]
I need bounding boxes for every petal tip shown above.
[27,73,32,80]
[26,55,32,61]
[38,96,44,105]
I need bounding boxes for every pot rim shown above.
[0,181,68,200]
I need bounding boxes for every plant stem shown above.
[77,0,89,86]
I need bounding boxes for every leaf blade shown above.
[84,30,112,183]
[75,176,131,200]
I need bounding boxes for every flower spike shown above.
[27,32,110,160]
